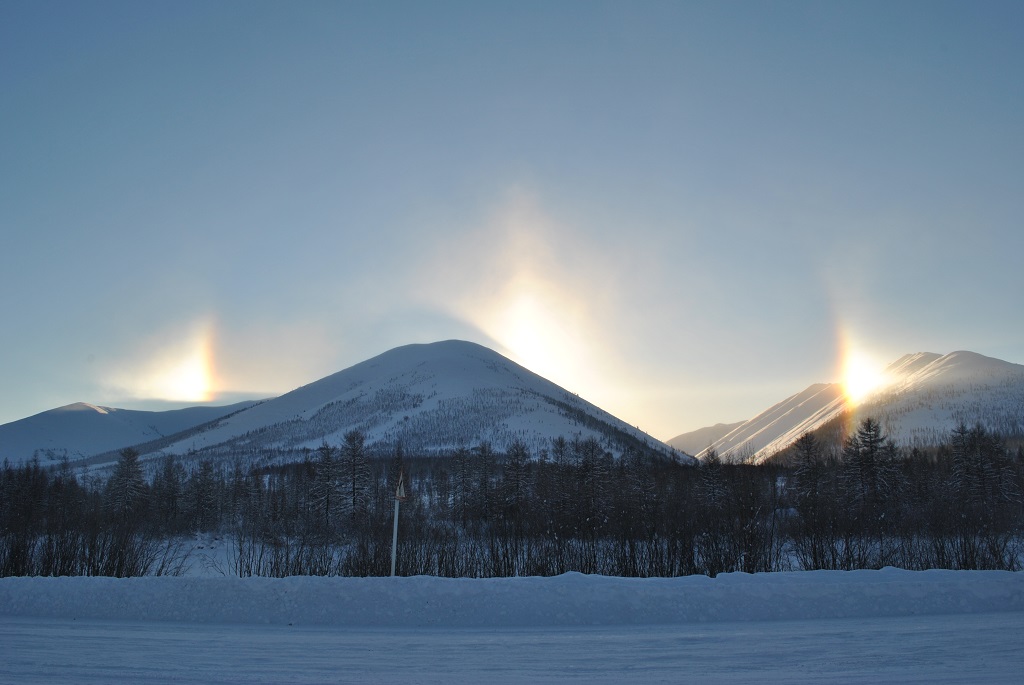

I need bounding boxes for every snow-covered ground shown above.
[3,569,1023,683]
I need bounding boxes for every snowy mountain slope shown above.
[860,350,1024,450]
[149,340,684,463]
[883,351,944,378]
[667,421,743,455]
[696,350,1024,463]
[699,384,847,462]
[0,401,259,466]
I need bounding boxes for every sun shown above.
[841,350,888,404]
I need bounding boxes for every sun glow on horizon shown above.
[153,334,216,402]
[107,319,219,403]
[480,276,596,396]
[502,291,564,377]
[431,192,617,406]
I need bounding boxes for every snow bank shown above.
[2,569,1021,628]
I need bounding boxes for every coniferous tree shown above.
[107,448,145,524]
[694,448,733,575]
[475,441,497,524]
[452,447,474,528]
[791,432,837,569]
[696,448,729,511]
[576,437,611,537]
[947,423,1021,568]
[187,459,219,533]
[547,436,574,538]
[842,419,901,525]
[311,441,343,538]
[150,455,186,534]
[341,430,370,524]
[501,440,531,541]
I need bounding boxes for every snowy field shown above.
[3,569,1023,684]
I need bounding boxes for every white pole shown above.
[390,469,406,577]
[390,496,400,577]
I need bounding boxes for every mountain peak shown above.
[54,402,114,415]
[694,349,1024,463]
[888,350,1024,390]
[127,340,682,464]
[884,352,943,377]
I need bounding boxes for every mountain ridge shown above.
[1,340,686,467]
[155,340,683,464]
[692,350,1024,463]
[0,400,260,465]
[667,421,744,455]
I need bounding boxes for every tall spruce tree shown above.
[107,448,145,524]
[341,430,370,523]
[312,441,342,537]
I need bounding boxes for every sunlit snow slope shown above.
[698,350,1024,463]
[667,421,744,455]
[861,350,1024,450]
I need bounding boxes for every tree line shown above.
[2,421,1022,578]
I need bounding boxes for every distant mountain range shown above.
[666,422,744,456]
[0,340,684,468]
[675,350,1024,464]
[0,401,259,465]
[7,343,1020,470]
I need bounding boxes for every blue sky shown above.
[2,1,1022,439]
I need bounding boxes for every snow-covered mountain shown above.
[667,421,744,456]
[861,351,1024,450]
[696,384,847,463]
[1,340,684,467]
[148,340,681,464]
[695,350,1024,463]
[0,401,258,466]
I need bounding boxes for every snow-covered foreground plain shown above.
[3,570,1023,684]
